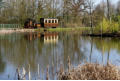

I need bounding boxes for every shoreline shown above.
[85,33,120,37]
[0,28,42,34]
[0,27,90,34]
[1,28,120,38]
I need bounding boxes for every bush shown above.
[109,22,119,33]
[95,18,120,33]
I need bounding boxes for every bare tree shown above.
[116,1,120,15]
[107,0,111,22]
[87,0,94,33]
[68,0,88,19]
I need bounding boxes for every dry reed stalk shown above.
[60,64,64,74]
[67,56,71,72]
[22,67,26,80]
[16,68,20,80]
[58,63,120,80]
[46,65,49,80]
[52,62,54,79]
[41,69,44,80]
[38,64,40,79]
[58,64,64,80]
[28,64,31,80]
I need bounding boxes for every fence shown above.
[0,24,22,29]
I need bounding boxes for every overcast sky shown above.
[94,0,119,5]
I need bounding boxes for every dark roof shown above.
[41,18,58,20]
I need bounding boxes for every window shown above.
[45,20,47,23]
[52,20,54,23]
[49,20,51,23]
[55,20,57,23]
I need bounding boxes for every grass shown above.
[0,27,90,31]
[0,27,91,34]
[44,27,91,32]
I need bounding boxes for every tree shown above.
[116,1,120,15]
[68,0,88,22]
[91,1,106,26]
[107,0,111,22]
[36,0,44,20]
[86,0,94,33]
[63,0,70,21]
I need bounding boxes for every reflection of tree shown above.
[0,50,6,73]
[60,32,88,67]
[93,38,120,54]
[90,38,93,63]
[0,33,44,72]
[92,37,120,64]
[0,32,88,74]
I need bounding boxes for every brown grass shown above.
[58,63,120,80]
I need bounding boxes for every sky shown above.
[94,0,119,5]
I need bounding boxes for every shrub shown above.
[95,18,110,33]
[109,22,119,33]
[95,18,120,34]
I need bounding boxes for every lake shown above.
[0,31,120,80]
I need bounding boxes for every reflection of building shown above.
[24,32,58,44]
[24,32,41,41]
[44,32,58,44]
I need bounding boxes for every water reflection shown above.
[0,32,120,79]
[44,32,58,44]
[0,53,6,73]
[24,32,59,44]
[92,37,120,64]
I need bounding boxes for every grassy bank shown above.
[0,27,91,34]
[46,27,91,32]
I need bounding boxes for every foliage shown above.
[95,18,120,33]
[0,0,120,29]
[112,15,120,27]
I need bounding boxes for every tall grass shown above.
[58,63,120,80]
[15,57,120,80]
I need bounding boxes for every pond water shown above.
[0,32,120,80]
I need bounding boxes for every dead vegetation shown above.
[15,56,120,80]
[58,63,120,80]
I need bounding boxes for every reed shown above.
[58,63,120,80]
[37,64,40,79]
[67,56,71,72]
[22,67,26,80]
[46,65,49,80]
[16,68,20,80]
[16,67,27,80]
[28,64,31,80]
[52,62,54,80]
[41,68,44,80]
